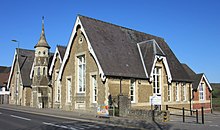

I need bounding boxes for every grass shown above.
[212,98,220,111]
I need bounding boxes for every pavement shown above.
[2,104,220,130]
[0,104,170,130]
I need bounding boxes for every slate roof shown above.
[182,63,209,90]
[57,45,66,60]
[34,18,50,49]
[79,15,191,81]
[16,48,35,87]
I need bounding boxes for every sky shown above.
[0,0,219,83]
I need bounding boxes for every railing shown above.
[166,105,205,124]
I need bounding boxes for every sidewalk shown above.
[0,104,171,129]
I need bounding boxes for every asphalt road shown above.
[0,108,139,130]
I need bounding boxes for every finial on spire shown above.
[41,16,45,35]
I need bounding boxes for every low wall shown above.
[128,109,170,122]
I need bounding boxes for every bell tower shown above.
[32,16,51,108]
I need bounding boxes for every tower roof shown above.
[34,16,50,49]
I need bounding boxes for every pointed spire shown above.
[34,16,50,49]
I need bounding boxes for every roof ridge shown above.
[16,48,34,52]
[78,15,164,40]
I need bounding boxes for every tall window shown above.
[183,84,186,101]
[66,78,72,103]
[55,70,60,102]
[77,55,86,93]
[199,83,205,100]
[130,79,136,103]
[167,84,171,102]
[153,67,161,94]
[37,67,40,76]
[175,83,179,101]
[92,75,97,103]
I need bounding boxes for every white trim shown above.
[149,55,172,83]
[58,16,106,81]
[137,39,172,83]
[137,43,148,78]
[66,76,72,103]
[49,47,63,76]
[29,63,34,79]
[197,74,212,91]
[130,79,136,103]
[7,50,17,90]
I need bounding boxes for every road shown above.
[0,108,139,130]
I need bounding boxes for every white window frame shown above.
[199,83,205,101]
[91,75,97,103]
[167,84,171,102]
[175,83,179,101]
[77,55,86,93]
[55,70,58,102]
[130,79,136,103]
[153,67,161,95]
[66,77,72,103]
[183,84,187,101]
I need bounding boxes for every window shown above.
[175,83,179,101]
[66,78,72,103]
[199,83,205,100]
[77,55,86,93]
[78,36,83,44]
[55,70,60,102]
[130,79,136,103]
[37,67,40,76]
[153,67,161,94]
[57,84,61,102]
[167,84,171,102]
[183,84,187,101]
[91,75,97,103]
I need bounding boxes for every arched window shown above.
[38,67,40,76]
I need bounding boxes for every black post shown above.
[119,77,122,94]
[196,109,198,123]
[201,107,204,124]
[183,107,185,122]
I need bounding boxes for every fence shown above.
[166,105,205,124]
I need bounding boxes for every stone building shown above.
[30,17,52,108]
[7,49,34,106]
[49,45,66,108]
[57,15,195,113]
[6,15,212,115]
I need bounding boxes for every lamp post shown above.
[11,40,19,105]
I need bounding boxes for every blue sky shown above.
[0,0,219,83]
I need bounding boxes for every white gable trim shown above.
[29,63,34,79]
[49,47,62,76]
[149,55,172,83]
[58,16,106,81]
[137,43,149,78]
[197,74,212,91]
[7,50,17,90]
[7,50,23,89]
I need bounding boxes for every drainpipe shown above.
[119,77,122,95]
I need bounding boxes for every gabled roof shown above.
[49,45,66,76]
[7,48,35,89]
[182,64,212,91]
[137,40,165,77]
[59,15,191,82]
